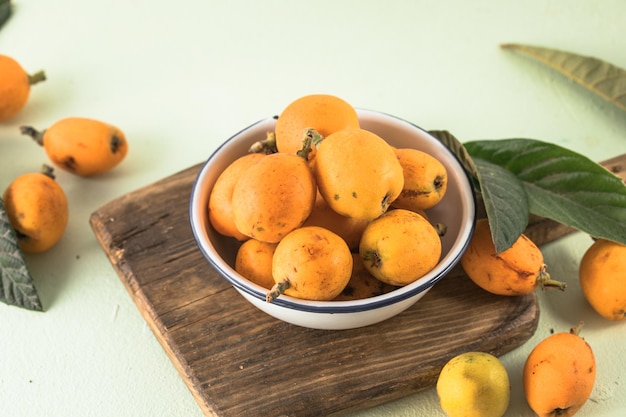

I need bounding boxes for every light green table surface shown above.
[1,1,625,416]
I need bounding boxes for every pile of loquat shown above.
[207,94,450,303]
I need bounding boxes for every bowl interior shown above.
[190,109,476,312]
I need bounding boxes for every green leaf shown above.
[0,198,43,311]
[464,138,626,246]
[0,0,11,30]
[430,130,528,251]
[472,157,530,252]
[501,43,626,112]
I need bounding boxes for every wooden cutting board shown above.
[89,154,625,417]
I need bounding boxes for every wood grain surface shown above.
[89,154,625,417]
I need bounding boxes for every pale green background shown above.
[1,1,625,416]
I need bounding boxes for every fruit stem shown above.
[570,321,584,336]
[266,279,290,303]
[248,131,277,154]
[434,222,448,237]
[296,128,324,160]
[537,264,567,291]
[28,70,46,86]
[20,125,46,146]
[41,164,55,180]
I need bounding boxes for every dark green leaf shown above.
[464,138,626,246]
[0,198,43,311]
[501,43,626,112]
[0,0,11,30]
[472,157,529,252]
[429,130,478,178]
[430,130,528,251]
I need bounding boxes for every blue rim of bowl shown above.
[189,110,477,314]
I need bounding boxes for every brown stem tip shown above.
[537,264,567,291]
[570,321,584,336]
[434,223,448,237]
[40,164,55,180]
[248,131,277,154]
[20,125,45,146]
[266,279,291,303]
[296,128,324,160]
[28,70,46,86]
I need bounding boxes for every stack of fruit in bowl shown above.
[189,94,476,330]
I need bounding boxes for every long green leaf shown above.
[0,198,43,311]
[464,138,626,245]
[501,43,626,112]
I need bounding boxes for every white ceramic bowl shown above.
[190,109,476,330]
